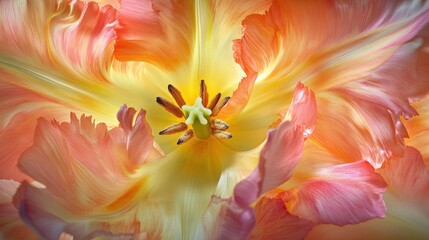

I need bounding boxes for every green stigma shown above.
[182,97,212,139]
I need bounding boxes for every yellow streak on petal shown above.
[105,181,143,212]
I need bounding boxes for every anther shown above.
[211,96,230,117]
[159,122,188,135]
[213,129,232,139]
[168,84,186,107]
[156,97,184,118]
[177,129,194,145]
[200,80,209,107]
[212,119,229,130]
[207,93,221,111]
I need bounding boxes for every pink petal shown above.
[249,192,314,240]
[259,83,316,193]
[0,180,38,240]
[380,147,429,215]
[48,1,116,81]
[114,0,193,69]
[116,105,164,165]
[216,83,316,239]
[285,160,387,225]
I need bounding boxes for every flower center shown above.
[156,80,232,144]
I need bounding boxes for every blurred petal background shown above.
[0,0,429,239]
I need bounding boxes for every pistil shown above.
[156,80,233,144]
[182,97,212,139]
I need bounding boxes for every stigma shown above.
[156,80,232,144]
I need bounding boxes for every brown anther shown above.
[213,129,232,139]
[200,80,209,107]
[212,119,229,130]
[156,97,184,118]
[159,122,188,135]
[177,129,194,145]
[168,84,186,107]
[211,96,230,117]
[207,93,221,111]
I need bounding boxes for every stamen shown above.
[212,119,229,130]
[207,93,221,111]
[213,129,232,139]
[177,129,194,145]
[168,84,186,107]
[211,96,230,117]
[159,122,188,135]
[156,97,184,118]
[200,80,209,107]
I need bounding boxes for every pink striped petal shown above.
[48,1,116,81]
[0,0,116,81]
[249,192,314,240]
[285,160,387,225]
[114,0,193,69]
[380,147,429,215]
[216,83,315,239]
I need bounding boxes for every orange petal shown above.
[114,0,193,70]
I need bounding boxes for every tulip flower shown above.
[1,0,429,239]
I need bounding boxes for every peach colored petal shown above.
[285,160,387,225]
[114,0,193,70]
[0,180,38,240]
[227,1,429,161]
[14,107,159,238]
[0,81,76,181]
[47,1,116,81]
[237,0,429,85]
[249,193,314,240]
[0,0,116,82]
[0,0,54,63]
[380,147,429,215]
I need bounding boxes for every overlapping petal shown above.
[228,0,429,166]
[380,147,429,215]
[215,83,316,239]
[285,160,387,225]
[0,180,37,240]
[249,192,314,240]
[14,107,162,239]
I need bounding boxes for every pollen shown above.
[156,80,232,144]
